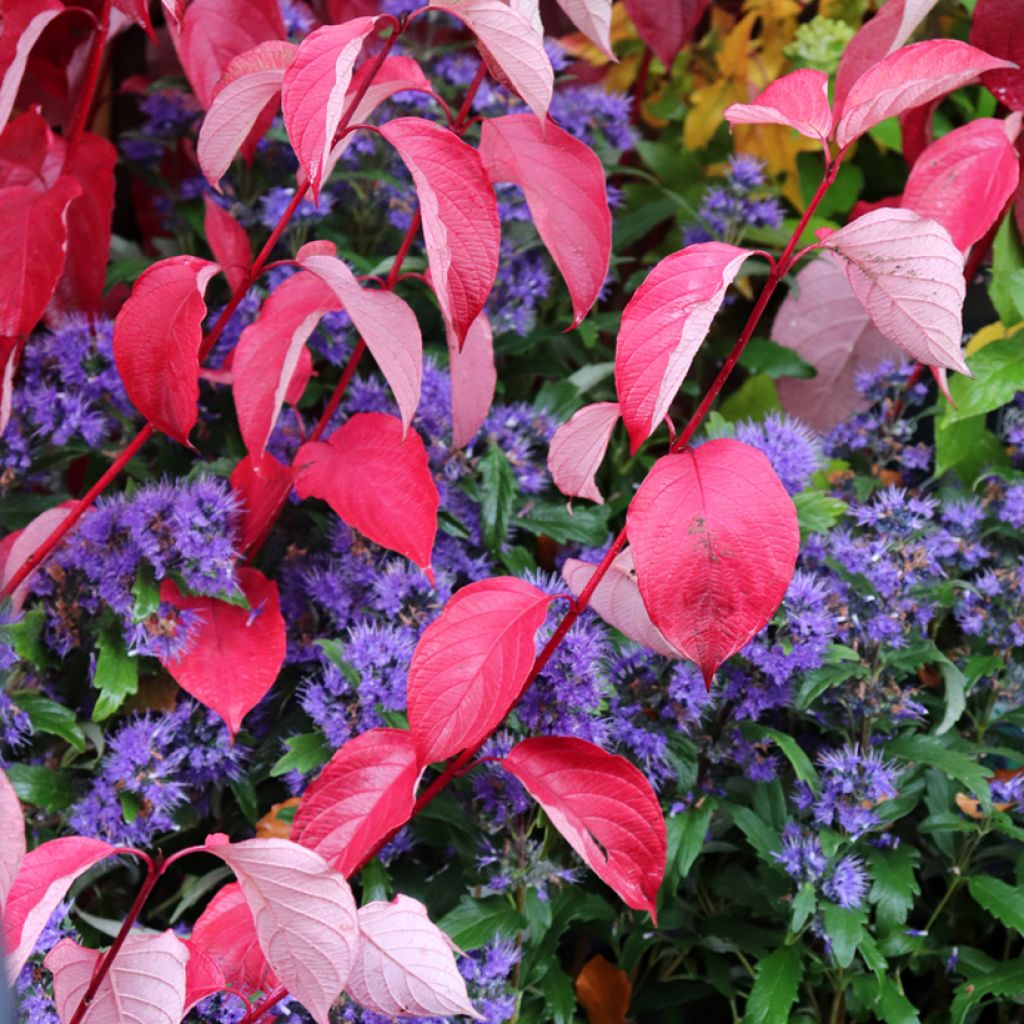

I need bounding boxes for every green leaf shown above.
[731,807,780,864]
[989,216,1024,325]
[867,845,920,930]
[479,444,519,553]
[792,883,816,932]
[887,734,992,810]
[514,502,611,546]
[744,945,803,1024]
[719,374,781,422]
[941,335,1024,424]
[742,724,820,793]
[5,764,74,812]
[933,657,967,736]
[92,626,139,722]
[439,896,526,949]
[874,977,920,1024]
[130,567,161,623]
[739,338,817,379]
[795,658,868,710]
[538,965,576,1024]
[11,691,86,752]
[668,799,715,880]
[270,732,330,777]
[951,957,1024,1024]
[934,413,1008,482]
[822,902,866,968]
[358,858,390,903]
[230,778,259,824]
[1,608,48,666]
[967,876,1024,935]
[792,492,848,537]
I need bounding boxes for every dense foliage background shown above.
[3,1,1024,1022]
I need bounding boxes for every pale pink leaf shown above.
[379,117,500,347]
[0,500,77,613]
[46,932,189,1024]
[479,114,611,326]
[772,255,900,432]
[724,69,833,142]
[406,577,553,764]
[197,41,297,188]
[0,1,64,129]
[204,836,359,1024]
[0,768,24,915]
[836,39,1015,150]
[562,549,681,659]
[161,0,186,29]
[299,253,423,433]
[502,736,667,919]
[4,837,114,982]
[429,0,553,121]
[281,18,382,198]
[548,402,620,505]
[347,895,481,1018]
[293,729,420,877]
[555,0,613,59]
[0,340,14,438]
[448,312,495,449]
[902,118,1020,251]
[614,243,754,452]
[818,207,968,373]
[203,196,253,292]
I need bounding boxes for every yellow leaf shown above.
[966,320,1024,356]
[685,78,747,149]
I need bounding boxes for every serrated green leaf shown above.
[439,895,526,949]
[479,444,519,552]
[668,799,715,880]
[793,491,848,537]
[131,567,161,623]
[967,876,1024,935]
[92,626,139,722]
[11,691,85,752]
[719,374,781,422]
[744,945,803,1024]
[514,502,611,546]
[792,883,816,932]
[942,335,1024,424]
[270,732,329,777]
[538,965,576,1024]
[874,977,920,1024]
[2,607,48,666]
[822,902,866,968]
[887,734,992,811]
[731,806,780,864]
[950,957,1024,1024]
[742,724,820,793]
[867,845,920,930]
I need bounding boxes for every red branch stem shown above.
[62,0,112,173]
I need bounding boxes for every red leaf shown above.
[298,253,423,433]
[379,118,500,347]
[233,271,339,457]
[562,549,680,659]
[554,0,613,58]
[902,118,1019,252]
[113,0,155,37]
[502,736,666,919]
[0,500,77,613]
[627,440,799,686]
[0,769,24,916]
[614,243,754,453]
[347,895,481,1018]
[480,114,611,327]
[3,836,114,979]
[970,0,1024,112]
[174,0,286,109]
[817,208,967,373]
[191,883,278,999]
[46,932,189,1024]
[198,41,297,188]
[0,108,63,190]
[899,97,941,167]
[0,338,15,437]
[0,179,81,337]
[623,0,708,69]
[182,940,228,1015]
[835,39,1015,150]
[203,835,359,1024]
[406,577,552,764]
[292,728,420,877]
[448,311,495,449]
[204,198,253,294]
[0,0,64,129]
[281,18,383,198]
[724,68,833,143]
[159,568,286,737]
[548,402,620,505]
[112,255,220,444]
[294,413,439,572]
[230,451,296,555]
[431,0,553,120]
[772,256,899,433]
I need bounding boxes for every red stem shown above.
[241,986,288,1024]
[62,0,112,174]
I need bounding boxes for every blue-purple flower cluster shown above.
[683,155,786,246]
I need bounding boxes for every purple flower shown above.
[813,744,900,836]
[824,854,869,909]
[732,413,823,495]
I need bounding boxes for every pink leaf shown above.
[817,207,968,373]
[614,243,754,453]
[203,196,253,293]
[902,118,1020,252]
[971,0,1024,112]
[347,895,481,1018]
[161,0,186,29]
[0,768,24,915]
[112,255,220,445]
[233,271,339,457]
[502,736,666,919]
[0,339,15,437]
[182,941,228,1014]
[548,402,620,505]
[429,0,553,121]
[159,568,286,738]
[175,0,286,109]
[562,549,680,659]
[555,0,613,58]
[627,440,799,686]
[623,0,708,69]
[191,883,278,998]
[379,118,500,347]
[203,836,359,1024]
[230,451,296,555]
[197,41,297,188]
[293,729,420,877]
[46,932,188,1024]
[724,69,833,142]
[448,312,495,449]
[479,114,611,327]
[0,179,82,337]
[772,255,900,433]
[294,413,439,572]
[0,0,63,129]
[835,39,1015,150]
[0,500,77,613]
[281,18,382,198]
[3,837,114,981]
[899,97,942,167]
[406,577,552,764]
[299,253,423,433]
